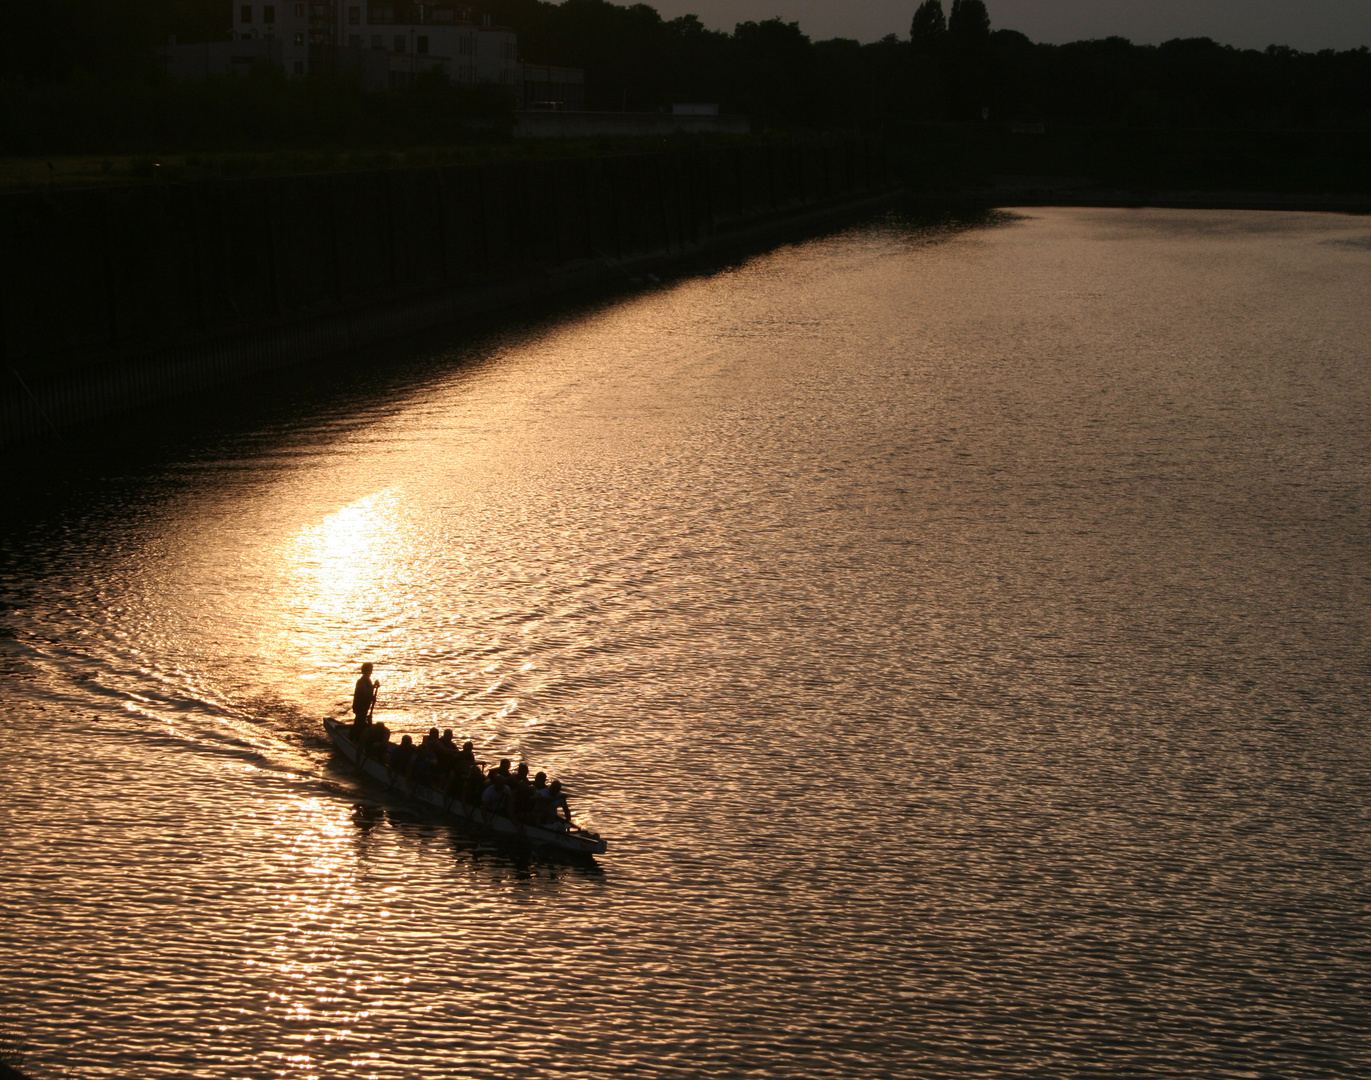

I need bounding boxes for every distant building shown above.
[163,1,536,95]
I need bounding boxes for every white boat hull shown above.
[323,719,609,857]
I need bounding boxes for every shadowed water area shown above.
[2,206,1370,1079]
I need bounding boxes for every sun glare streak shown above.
[293,490,399,613]
[271,489,424,706]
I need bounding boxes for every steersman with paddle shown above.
[352,662,379,723]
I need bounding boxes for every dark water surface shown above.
[2,207,1370,1079]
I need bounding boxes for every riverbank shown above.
[898,121,1371,217]
[914,185,1371,214]
[0,1037,31,1080]
[897,124,1371,196]
[1,139,895,446]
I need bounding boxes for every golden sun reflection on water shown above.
[266,487,525,739]
[273,489,423,717]
[287,488,399,626]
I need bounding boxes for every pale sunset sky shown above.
[647,0,1371,51]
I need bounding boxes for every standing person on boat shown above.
[352,663,379,725]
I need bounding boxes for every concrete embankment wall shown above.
[0,140,895,445]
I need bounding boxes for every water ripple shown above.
[2,206,1370,1078]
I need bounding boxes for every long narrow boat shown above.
[323,718,609,857]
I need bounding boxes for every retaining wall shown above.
[1,140,894,445]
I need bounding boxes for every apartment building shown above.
[164,1,521,91]
[340,3,519,88]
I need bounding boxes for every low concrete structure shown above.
[523,65,586,112]
[515,111,749,139]
[161,36,292,79]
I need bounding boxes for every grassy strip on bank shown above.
[0,131,837,191]
[6,124,1366,196]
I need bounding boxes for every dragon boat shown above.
[323,718,609,857]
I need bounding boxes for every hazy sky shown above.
[648,1,1371,51]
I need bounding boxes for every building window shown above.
[416,35,428,54]
[369,4,393,23]
[263,5,275,23]
[240,5,252,23]
[294,31,304,45]
[372,34,383,48]
[394,35,406,52]
[348,34,362,46]
[348,5,360,24]
[294,4,303,15]
[294,60,304,74]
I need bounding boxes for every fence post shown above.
[187,185,208,334]
[476,164,493,274]
[382,170,397,289]
[101,193,120,350]
[263,182,281,317]
[327,174,344,303]
[436,168,451,282]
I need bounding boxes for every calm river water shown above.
[2,206,1370,1079]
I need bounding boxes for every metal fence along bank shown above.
[1,140,895,444]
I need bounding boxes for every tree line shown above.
[492,0,1370,128]
[0,0,1368,156]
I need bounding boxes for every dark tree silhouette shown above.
[730,18,818,124]
[910,0,946,51]
[1,0,1370,155]
[947,0,990,50]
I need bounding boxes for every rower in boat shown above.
[389,734,416,774]
[481,771,509,816]
[534,779,572,829]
